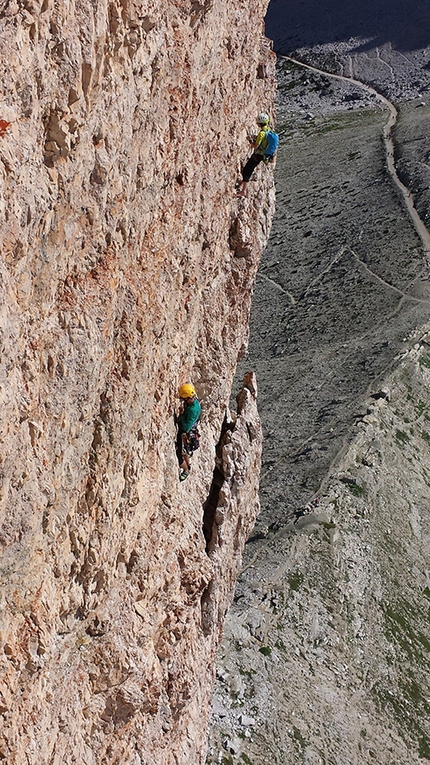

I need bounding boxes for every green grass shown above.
[415,400,426,417]
[421,430,430,445]
[383,600,430,661]
[348,482,365,497]
[240,754,253,765]
[290,725,306,750]
[259,646,272,656]
[340,476,365,496]
[419,353,430,369]
[288,570,304,591]
[395,429,410,445]
[419,736,430,759]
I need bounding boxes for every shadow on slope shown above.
[265,0,430,54]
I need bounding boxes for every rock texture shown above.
[0,2,275,763]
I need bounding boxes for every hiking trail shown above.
[282,55,430,277]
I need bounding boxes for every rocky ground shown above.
[241,60,430,535]
[207,6,430,764]
[209,334,430,765]
[265,0,430,99]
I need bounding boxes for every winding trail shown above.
[258,272,296,304]
[282,55,430,267]
[210,48,430,765]
[246,60,430,521]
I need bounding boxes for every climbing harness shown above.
[183,424,200,455]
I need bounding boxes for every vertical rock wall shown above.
[0,2,275,762]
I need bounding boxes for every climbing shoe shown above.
[179,470,189,482]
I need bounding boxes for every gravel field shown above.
[239,65,429,533]
[208,4,430,764]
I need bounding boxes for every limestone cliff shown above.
[0,2,276,763]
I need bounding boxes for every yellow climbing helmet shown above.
[178,382,196,399]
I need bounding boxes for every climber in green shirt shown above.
[177,383,201,481]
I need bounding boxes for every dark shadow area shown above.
[200,580,215,637]
[202,415,234,553]
[202,465,224,552]
[265,0,430,54]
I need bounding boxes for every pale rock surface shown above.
[0,2,275,763]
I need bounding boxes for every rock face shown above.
[0,2,275,763]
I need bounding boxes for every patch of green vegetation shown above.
[421,430,430,445]
[276,59,302,75]
[395,429,410,445]
[383,601,430,663]
[422,472,430,489]
[403,416,411,423]
[279,79,301,92]
[419,736,430,759]
[423,587,430,601]
[313,120,351,135]
[290,725,306,749]
[348,482,365,497]
[238,667,255,678]
[399,677,430,710]
[259,646,271,656]
[240,754,253,765]
[339,475,365,497]
[372,682,426,752]
[415,400,426,418]
[288,570,304,591]
[419,353,430,369]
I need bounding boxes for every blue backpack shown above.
[262,129,279,158]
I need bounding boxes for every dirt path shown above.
[230,73,430,533]
[282,55,430,267]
